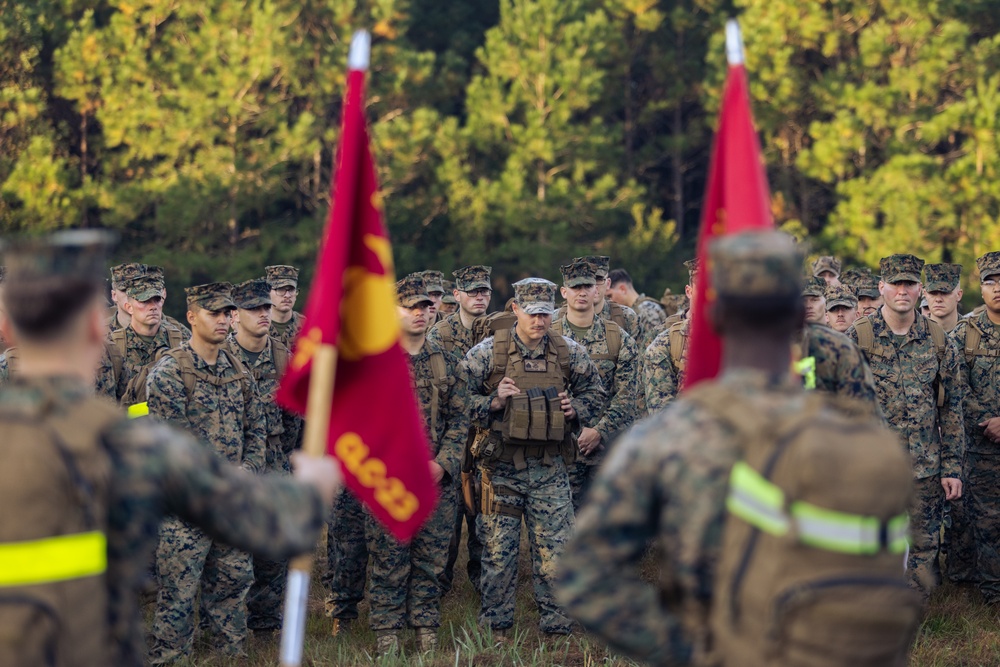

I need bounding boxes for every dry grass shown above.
[152,529,999,666]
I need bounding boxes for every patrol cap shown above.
[233,279,273,309]
[513,277,557,315]
[452,265,492,291]
[578,256,611,280]
[185,282,237,312]
[684,258,700,284]
[126,273,166,302]
[110,262,146,290]
[709,231,803,299]
[840,266,873,288]
[811,255,842,278]
[880,254,924,284]
[265,265,299,289]
[825,284,858,311]
[978,252,1000,281]
[419,270,445,295]
[441,280,457,304]
[560,259,597,287]
[854,276,881,299]
[801,276,827,298]
[924,263,962,293]
[396,273,433,308]
[2,229,117,285]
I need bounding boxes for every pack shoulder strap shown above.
[604,320,622,360]
[926,319,947,408]
[435,320,455,353]
[108,329,126,383]
[635,295,665,312]
[548,333,572,382]
[165,326,183,350]
[669,321,686,371]
[853,316,875,355]
[608,302,628,330]
[487,328,513,390]
[270,337,290,377]
[426,350,449,434]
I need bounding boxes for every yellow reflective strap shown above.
[793,356,817,390]
[888,514,910,554]
[127,402,149,419]
[0,531,107,587]
[791,501,881,555]
[726,461,789,536]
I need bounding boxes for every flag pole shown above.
[277,30,369,667]
[725,18,744,66]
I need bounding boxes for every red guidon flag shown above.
[276,46,437,542]
[682,20,776,391]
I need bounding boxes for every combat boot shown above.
[375,630,400,658]
[415,627,438,653]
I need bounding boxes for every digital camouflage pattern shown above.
[557,370,806,664]
[951,310,1000,595]
[323,491,369,620]
[427,311,478,362]
[846,309,966,597]
[396,273,432,306]
[110,262,146,289]
[366,338,468,632]
[463,330,605,633]
[269,310,306,350]
[880,253,924,283]
[710,232,803,298]
[797,322,884,416]
[419,270,446,294]
[825,284,858,310]
[453,264,492,291]
[977,252,1000,280]
[513,277,557,315]
[599,297,639,339]
[95,324,185,401]
[633,297,667,350]
[812,255,842,277]
[264,264,299,289]
[802,276,826,297]
[925,263,962,293]
[184,281,236,311]
[643,318,689,413]
[146,341,267,659]
[3,376,323,667]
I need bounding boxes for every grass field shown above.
[162,530,1000,667]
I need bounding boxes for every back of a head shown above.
[1,230,115,343]
[607,268,632,288]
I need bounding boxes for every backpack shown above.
[668,320,686,372]
[634,294,665,314]
[472,310,517,347]
[550,318,622,363]
[853,315,947,407]
[228,337,291,384]
[412,348,455,435]
[960,317,1000,362]
[0,388,122,667]
[105,325,184,391]
[684,385,920,667]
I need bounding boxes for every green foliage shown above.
[1,0,999,306]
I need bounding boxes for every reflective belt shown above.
[127,402,149,419]
[793,356,817,390]
[727,462,909,555]
[0,531,107,587]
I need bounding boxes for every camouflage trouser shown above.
[477,455,575,633]
[366,485,456,631]
[968,453,1000,602]
[908,476,943,600]
[443,474,482,595]
[247,555,286,631]
[149,517,253,664]
[567,460,598,514]
[944,457,978,583]
[322,490,368,619]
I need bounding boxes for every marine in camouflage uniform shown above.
[580,255,640,340]
[794,322,884,417]
[322,489,369,631]
[557,231,822,663]
[439,279,458,315]
[367,275,470,655]
[420,270,447,325]
[147,282,269,663]
[925,262,965,333]
[266,265,306,349]
[429,265,493,597]
[802,275,828,324]
[845,254,966,600]
[950,252,1000,596]
[0,231,331,667]
[555,260,640,511]
[107,263,192,336]
[463,277,606,634]
[846,268,884,319]
[608,267,668,350]
[643,259,699,413]
[824,283,859,334]
[227,279,303,632]
[812,254,842,286]
[95,269,189,402]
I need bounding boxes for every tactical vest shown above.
[105,325,184,392]
[685,385,920,667]
[412,348,455,436]
[853,315,947,407]
[485,329,572,465]
[123,346,253,422]
[0,388,122,667]
[550,318,622,363]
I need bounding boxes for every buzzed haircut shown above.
[608,268,633,288]
[4,274,102,341]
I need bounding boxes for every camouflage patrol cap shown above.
[452,265,492,291]
[683,258,700,284]
[840,266,873,288]
[880,254,924,284]
[924,263,962,293]
[660,292,686,314]
[2,230,117,284]
[125,273,166,302]
[709,231,803,299]
[185,282,236,312]
[441,280,457,304]
[977,252,1000,281]
[811,255,842,278]
[854,275,882,299]
[801,276,827,298]
[560,259,597,287]
[824,284,858,311]
[513,277,557,315]
[111,262,146,290]
[578,256,611,280]
[396,273,433,308]
[232,279,273,309]
[265,265,299,289]
[419,270,445,295]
